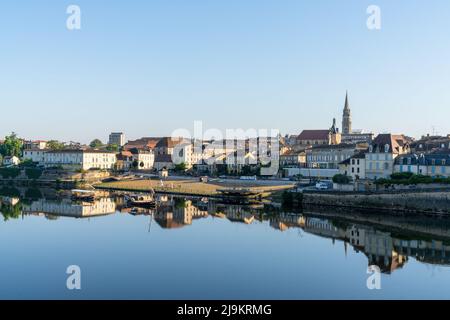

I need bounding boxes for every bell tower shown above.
[342,91,352,135]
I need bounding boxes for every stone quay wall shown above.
[302,189,450,215]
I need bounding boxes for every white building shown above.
[2,156,20,167]
[365,134,410,179]
[23,140,47,150]
[154,138,203,170]
[44,149,117,170]
[339,151,367,180]
[394,153,450,178]
[130,148,155,170]
[23,149,47,165]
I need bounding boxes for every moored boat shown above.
[125,193,156,208]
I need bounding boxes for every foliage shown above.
[0,168,21,179]
[0,186,21,197]
[24,188,42,200]
[46,140,66,150]
[19,159,35,168]
[332,174,351,184]
[215,164,228,176]
[25,168,43,180]
[0,203,22,221]
[89,139,104,149]
[390,172,414,180]
[281,190,302,208]
[174,198,187,208]
[375,174,450,185]
[106,143,119,152]
[0,132,23,157]
[174,162,187,172]
[241,165,256,176]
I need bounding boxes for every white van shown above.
[315,182,329,190]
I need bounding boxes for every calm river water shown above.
[0,188,450,299]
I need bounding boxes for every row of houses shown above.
[11,128,450,180]
[17,136,278,174]
[281,132,450,181]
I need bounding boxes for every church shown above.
[340,92,374,144]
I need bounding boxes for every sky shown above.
[1,0,450,143]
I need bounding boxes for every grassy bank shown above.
[95,179,294,196]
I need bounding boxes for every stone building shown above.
[365,134,410,179]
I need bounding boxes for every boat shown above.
[126,193,156,208]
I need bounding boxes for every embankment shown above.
[302,189,450,215]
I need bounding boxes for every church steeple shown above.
[342,91,352,134]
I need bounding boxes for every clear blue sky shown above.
[1,1,450,143]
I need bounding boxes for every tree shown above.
[89,139,104,149]
[332,174,351,184]
[46,140,66,150]
[174,162,187,172]
[0,132,23,157]
[106,143,119,152]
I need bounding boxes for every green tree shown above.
[0,132,23,157]
[46,140,66,150]
[89,139,104,149]
[1,203,22,221]
[174,162,187,172]
[332,174,351,184]
[106,143,119,152]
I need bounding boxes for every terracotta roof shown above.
[297,130,330,141]
[155,137,190,149]
[280,150,305,156]
[124,137,162,150]
[120,151,132,157]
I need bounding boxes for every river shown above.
[0,187,449,299]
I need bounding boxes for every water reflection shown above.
[1,190,450,275]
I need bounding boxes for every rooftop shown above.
[297,130,330,141]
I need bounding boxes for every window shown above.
[385,144,390,153]
[357,159,360,165]
[441,166,446,174]
[384,163,389,170]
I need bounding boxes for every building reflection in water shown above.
[2,194,450,272]
[153,195,209,228]
[10,197,117,219]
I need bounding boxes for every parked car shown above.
[315,182,329,190]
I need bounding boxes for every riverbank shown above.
[95,178,294,197]
[301,189,450,216]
